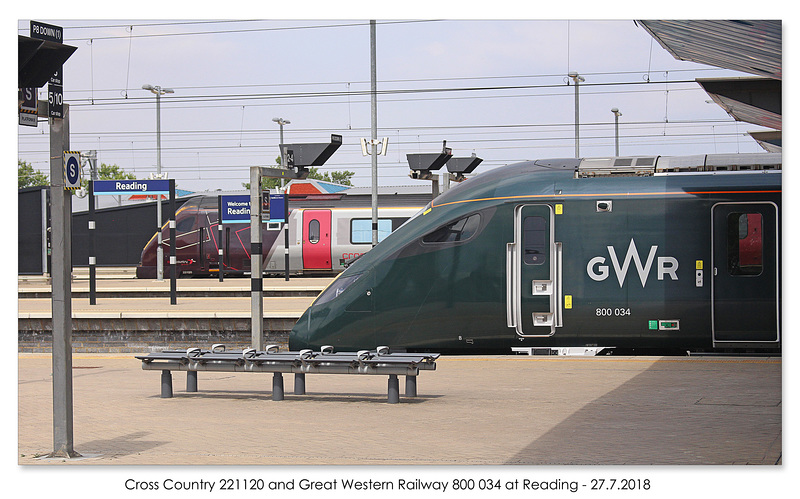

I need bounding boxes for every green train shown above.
[289,153,781,354]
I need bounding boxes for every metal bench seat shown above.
[136,344,439,403]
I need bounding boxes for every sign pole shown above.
[217,196,224,282]
[25,21,78,458]
[370,20,379,247]
[250,167,264,350]
[284,193,290,282]
[89,180,96,305]
[169,180,177,305]
[48,103,78,458]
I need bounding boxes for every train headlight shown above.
[314,273,362,306]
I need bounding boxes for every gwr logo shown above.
[587,239,678,288]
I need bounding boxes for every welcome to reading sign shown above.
[220,195,251,223]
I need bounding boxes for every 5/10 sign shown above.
[49,84,63,119]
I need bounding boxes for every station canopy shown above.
[637,20,781,150]
[18,35,77,88]
[636,20,780,80]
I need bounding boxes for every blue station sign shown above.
[220,195,251,223]
[93,179,170,196]
[269,194,287,223]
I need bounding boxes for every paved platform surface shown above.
[18,275,333,295]
[19,353,781,466]
[18,277,332,319]
[18,296,316,319]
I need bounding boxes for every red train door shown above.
[302,210,332,270]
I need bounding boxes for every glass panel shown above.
[422,214,481,244]
[727,212,763,276]
[176,216,195,232]
[351,219,394,244]
[523,216,547,265]
[308,219,320,244]
[314,272,362,306]
[351,219,371,244]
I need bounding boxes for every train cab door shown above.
[712,202,780,347]
[506,204,563,337]
[302,209,332,270]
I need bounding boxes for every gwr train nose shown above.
[288,310,313,350]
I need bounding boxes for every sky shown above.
[14,13,780,195]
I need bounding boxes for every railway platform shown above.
[18,270,332,298]
[19,353,781,466]
[17,273,333,352]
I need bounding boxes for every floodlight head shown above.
[407,149,453,180]
[568,72,584,83]
[280,134,342,171]
[447,154,483,174]
[142,84,174,95]
[446,154,483,182]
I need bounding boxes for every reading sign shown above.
[93,179,170,195]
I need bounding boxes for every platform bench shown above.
[136,344,439,404]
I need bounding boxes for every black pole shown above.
[284,194,290,281]
[169,180,176,305]
[217,196,224,282]
[88,181,96,305]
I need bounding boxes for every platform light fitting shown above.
[360,137,389,156]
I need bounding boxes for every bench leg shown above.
[187,371,198,392]
[294,373,306,395]
[161,370,173,398]
[405,375,417,397]
[272,372,284,401]
[388,374,400,404]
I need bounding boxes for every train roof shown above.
[432,153,782,209]
[184,182,431,210]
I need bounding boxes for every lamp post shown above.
[272,117,291,189]
[611,107,622,156]
[568,72,585,158]
[142,84,174,281]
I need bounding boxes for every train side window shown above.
[308,219,321,244]
[726,212,763,276]
[351,219,392,244]
[523,216,547,265]
[422,213,481,244]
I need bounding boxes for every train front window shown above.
[422,213,481,244]
[176,217,195,232]
[726,212,763,276]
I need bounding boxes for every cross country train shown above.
[288,153,781,354]
[135,188,428,279]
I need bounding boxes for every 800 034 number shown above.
[596,308,631,317]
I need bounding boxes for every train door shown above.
[506,204,562,337]
[711,202,779,346]
[302,209,332,270]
